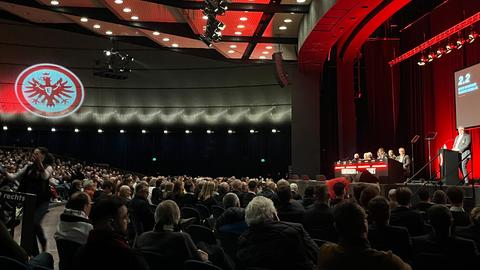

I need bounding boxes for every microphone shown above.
[410,135,420,144]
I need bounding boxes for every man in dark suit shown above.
[367,196,412,262]
[395,147,411,176]
[452,126,471,184]
[390,187,426,236]
[276,185,305,224]
[303,184,337,242]
[412,205,479,268]
[241,180,257,208]
[128,181,155,235]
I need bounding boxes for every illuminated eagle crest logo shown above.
[15,64,84,118]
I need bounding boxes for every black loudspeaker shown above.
[273,52,289,87]
[357,170,380,183]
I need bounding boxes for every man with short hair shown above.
[413,187,434,212]
[237,196,318,270]
[55,192,93,245]
[395,148,411,176]
[128,181,155,234]
[73,197,150,270]
[330,182,345,207]
[276,185,305,223]
[452,126,471,184]
[216,193,246,233]
[318,202,411,270]
[412,205,478,268]
[446,186,470,226]
[390,187,426,236]
[303,184,336,242]
[241,180,257,208]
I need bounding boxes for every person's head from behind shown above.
[135,181,149,199]
[470,207,480,225]
[173,180,185,194]
[67,192,92,216]
[359,185,380,208]
[154,200,180,231]
[89,196,129,235]
[184,179,195,193]
[334,202,368,242]
[276,185,292,205]
[395,187,412,207]
[248,180,257,193]
[223,192,240,209]
[245,196,277,226]
[388,188,397,202]
[103,180,114,195]
[432,190,448,205]
[231,179,242,191]
[304,186,315,198]
[368,196,390,226]
[314,184,329,204]
[428,204,453,237]
[446,187,464,207]
[276,179,290,189]
[218,182,230,195]
[199,181,215,200]
[418,187,430,202]
[118,185,132,199]
[333,182,346,199]
[353,183,367,203]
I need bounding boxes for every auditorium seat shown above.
[184,260,223,270]
[56,239,81,270]
[181,207,202,225]
[413,253,454,270]
[313,239,328,248]
[195,204,212,220]
[140,250,172,270]
[216,230,240,259]
[186,225,217,245]
[211,205,225,219]
[0,256,29,270]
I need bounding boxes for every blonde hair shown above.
[198,181,215,201]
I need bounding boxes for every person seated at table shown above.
[377,148,387,160]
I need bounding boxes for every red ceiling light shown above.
[468,30,478,43]
[436,47,445,58]
[427,52,435,62]
[234,31,242,35]
[417,54,427,66]
[456,36,466,49]
[445,42,456,53]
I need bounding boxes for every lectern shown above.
[440,149,459,185]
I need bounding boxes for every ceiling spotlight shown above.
[50,0,59,5]
[153,31,160,36]
[104,50,112,56]
[51,128,56,132]
[456,37,466,49]
[279,26,287,30]
[2,126,8,131]
[271,129,278,133]
[172,43,179,47]
[427,52,435,62]
[27,127,32,131]
[468,30,478,43]
[114,0,123,4]
[283,18,293,23]
[123,7,132,13]
[202,15,209,20]
[141,129,147,134]
[185,130,191,134]
[417,54,427,66]
[262,51,269,54]
[120,129,125,134]
[74,128,79,133]
[105,30,113,35]
[249,129,255,134]
[266,45,273,49]
[131,15,139,20]
[436,48,445,58]
[230,44,237,49]
[259,55,266,59]
[162,37,170,42]
[237,25,245,29]
[240,17,248,21]
[445,42,456,53]
[206,129,213,134]
[228,50,235,54]
[80,17,88,22]
[163,130,169,134]
[93,24,101,29]
[234,31,242,35]
[98,129,103,133]
[296,0,306,2]
[228,129,234,134]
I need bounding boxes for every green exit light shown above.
[152,157,157,162]
[260,158,266,163]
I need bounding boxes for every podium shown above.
[440,149,459,185]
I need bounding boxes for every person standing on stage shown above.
[1,147,54,255]
[452,126,471,184]
[396,148,411,176]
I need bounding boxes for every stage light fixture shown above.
[185,130,191,134]
[51,128,56,132]
[456,37,465,49]
[163,130,169,134]
[120,129,125,133]
[74,128,79,133]
[427,52,435,62]
[141,129,147,134]
[27,127,32,131]
[271,129,277,133]
[468,30,478,43]
[2,126,8,131]
[98,129,103,133]
[445,42,456,53]
[249,129,255,134]
[207,129,213,134]
[417,54,427,66]
[436,48,445,58]
[228,129,234,134]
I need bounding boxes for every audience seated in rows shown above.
[128,181,155,236]
[330,182,346,207]
[390,187,426,236]
[456,207,480,249]
[237,196,318,270]
[276,185,305,223]
[446,186,470,226]
[216,193,246,234]
[303,184,337,242]
[413,187,434,213]
[54,192,93,245]
[318,201,411,270]
[367,196,412,262]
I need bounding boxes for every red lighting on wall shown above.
[389,12,480,66]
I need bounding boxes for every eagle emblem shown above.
[15,64,84,118]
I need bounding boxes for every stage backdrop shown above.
[395,0,480,179]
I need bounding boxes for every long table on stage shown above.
[334,158,406,184]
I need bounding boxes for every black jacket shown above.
[456,223,480,249]
[128,196,155,234]
[451,210,471,227]
[150,187,162,205]
[276,200,305,224]
[135,230,201,270]
[241,192,256,208]
[368,224,412,262]
[237,221,318,270]
[303,202,337,242]
[390,206,426,236]
[216,207,245,229]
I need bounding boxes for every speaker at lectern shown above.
[440,149,459,185]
